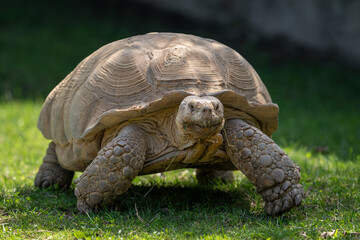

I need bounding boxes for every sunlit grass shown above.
[0,101,49,188]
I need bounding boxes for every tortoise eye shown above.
[189,103,195,111]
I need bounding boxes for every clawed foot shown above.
[263,183,304,215]
[224,119,304,215]
[35,162,74,189]
[76,198,96,213]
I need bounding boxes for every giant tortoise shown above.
[35,32,304,215]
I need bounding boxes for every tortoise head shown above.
[176,96,225,140]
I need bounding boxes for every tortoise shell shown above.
[38,32,278,146]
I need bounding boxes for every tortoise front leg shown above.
[74,125,147,213]
[223,119,304,215]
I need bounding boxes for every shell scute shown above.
[148,45,225,92]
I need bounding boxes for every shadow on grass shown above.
[7,182,252,213]
[0,180,300,237]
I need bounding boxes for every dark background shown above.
[1,0,232,98]
[3,0,358,99]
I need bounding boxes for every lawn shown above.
[1,1,360,239]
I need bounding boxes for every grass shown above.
[1,0,360,239]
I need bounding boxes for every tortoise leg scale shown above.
[34,141,74,189]
[224,119,304,215]
[74,125,147,213]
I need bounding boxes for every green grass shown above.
[1,0,360,239]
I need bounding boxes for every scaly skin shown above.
[74,125,147,213]
[224,119,304,215]
[35,141,74,189]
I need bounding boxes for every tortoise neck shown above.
[168,111,197,150]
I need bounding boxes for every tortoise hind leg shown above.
[74,124,147,213]
[35,142,74,189]
[224,119,304,215]
[196,169,234,184]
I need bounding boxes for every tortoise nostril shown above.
[202,107,212,114]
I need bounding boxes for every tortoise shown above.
[35,32,304,215]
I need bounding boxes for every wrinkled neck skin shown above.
[168,113,198,150]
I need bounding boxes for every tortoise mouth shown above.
[182,121,222,130]
[180,120,224,138]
